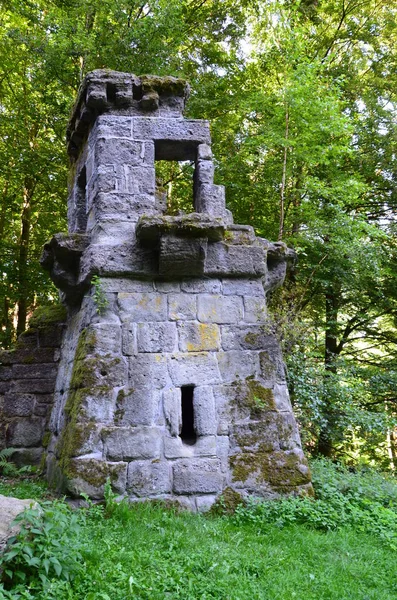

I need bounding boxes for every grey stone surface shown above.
[118,293,168,322]
[0,495,38,551]
[163,387,181,437]
[197,294,243,324]
[222,279,265,297]
[216,351,259,383]
[7,418,44,447]
[127,461,171,496]
[137,322,177,353]
[163,435,217,459]
[177,322,220,352]
[129,354,170,388]
[168,353,221,386]
[173,459,223,494]
[36,70,312,506]
[168,294,197,321]
[103,426,162,460]
[205,243,266,277]
[194,386,217,436]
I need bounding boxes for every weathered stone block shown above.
[243,297,268,324]
[7,418,44,447]
[178,322,220,352]
[216,351,259,383]
[118,293,168,322]
[129,354,170,388]
[3,393,35,417]
[197,143,212,160]
[164,435,217,459]
[12,364,57,380]
[159,236,207,278]
[87,192,156,223]
[127,461,171,496]
[195,159,214,185]
[121,166,155,195]
[172,459,223,494]
[154,281,181,293]
[133,117,210,145]
[221,325,275,352]
[195,183,225,215]
[197,295,243,324]
[137,322,177,353]
[222,279,265,297]
[0,367,12,380]
[122,322,137,355]
[168,294,197,321]
[117,386,162,426]
[12,379,56,394]
[205,244,266,277]
[95,138,154,167]
[163,387,181,437]
[90,115,132,140]
[193,386,217,435]
[103,426,162,460]
[87,323,122,355]
[67,458,127,499]
[101,279,154,293]
[168,353,221,386]
[181,279,221,294]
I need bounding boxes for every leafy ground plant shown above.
[0,500,83,596]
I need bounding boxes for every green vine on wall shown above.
[91,276,109,315]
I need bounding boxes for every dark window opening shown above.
[181,386,197,445]
[106,82,117,103]
[74,166,87,232]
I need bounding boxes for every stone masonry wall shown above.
[42,70,312,508]
[0,306,66,466]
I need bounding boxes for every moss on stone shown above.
[231,450,312,489]
[233,379,275,419]
[28,304,67,330]
[209,487,244,516]
[141,75,188,97]
[68,458,124,489]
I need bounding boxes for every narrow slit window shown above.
[181,385,197,445]
[74,166,87,232]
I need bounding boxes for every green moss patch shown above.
[28,304,67,330]
[231,450,312,489]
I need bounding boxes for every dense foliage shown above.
[1,464,397,599]
[0,0,396,463]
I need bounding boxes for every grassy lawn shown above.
[72,503,397,600]
[0,462,397,600]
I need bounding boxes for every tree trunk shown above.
[16,181,34,337]
[317,283,339,457]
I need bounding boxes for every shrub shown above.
[0,500,83,593]
[233,458,397,549]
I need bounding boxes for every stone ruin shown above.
[1,70,312,509]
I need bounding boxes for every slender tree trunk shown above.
[317,283,339,457]
[16,181,33,337]
[278,105,289,241]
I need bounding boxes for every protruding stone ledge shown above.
[41,233,91,305]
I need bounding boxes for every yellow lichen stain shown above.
[185,323,219,351]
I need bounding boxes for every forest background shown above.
[0,0,396,468]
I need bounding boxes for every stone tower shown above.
[42,70,312,509]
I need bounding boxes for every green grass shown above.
[1,461,397,599]
[0,475,50,500]
[69,503,397,600]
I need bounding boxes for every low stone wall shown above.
[0,306,66,465]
